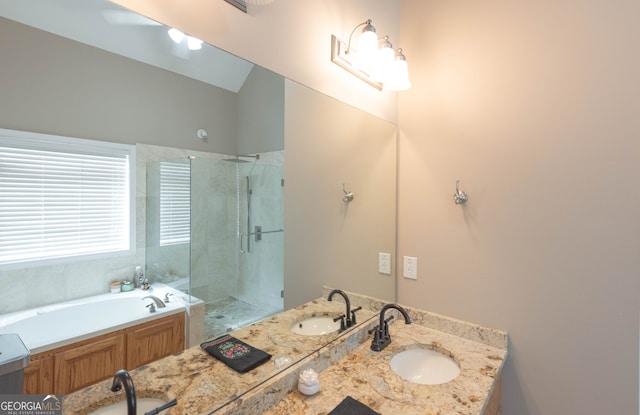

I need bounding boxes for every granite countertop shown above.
[62,297,376,415]
[263,314,508,415]
[63,292,508,415]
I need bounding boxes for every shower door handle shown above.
[240,229,283,253]
[240,232,249,254]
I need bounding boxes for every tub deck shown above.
[0,289,186,354]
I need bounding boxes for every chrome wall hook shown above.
[453,180,468,205]
[342,184,354,203]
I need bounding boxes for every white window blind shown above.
[0,129,135,268]
[159,161,190,246]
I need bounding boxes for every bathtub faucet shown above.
[111,369,136,415]
[142,295,166,309]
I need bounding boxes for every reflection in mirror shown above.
[0,0,286,343]
[143,146,284,339]
[0,0,397,407]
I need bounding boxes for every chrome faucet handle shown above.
[142,295,166,308]
[163,293,173,303]
[146,302,156,313]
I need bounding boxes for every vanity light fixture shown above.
[167,28,203,51]
[331,19,411,91]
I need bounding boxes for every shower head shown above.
[223,154,260,163]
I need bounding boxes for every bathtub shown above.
[0,289,186,354]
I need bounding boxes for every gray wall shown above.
[284,80,397,307]
[0,17,237,154]
[398,1,640,414]
[237,65,285,154]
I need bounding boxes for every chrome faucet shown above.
[370,304,411,352]
[111,369,136,415]
[327,289,360,329]
[142,295,166,308]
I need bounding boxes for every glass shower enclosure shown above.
[145,151,284,340]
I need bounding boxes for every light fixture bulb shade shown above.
[354,21,378,72]
[371,36,394,82]
[384,50,411,91]
[187,36,203,50]
[167,28,185,43]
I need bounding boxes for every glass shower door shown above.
[236,160,284,320]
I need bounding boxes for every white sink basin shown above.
[291,316,341,336]
[390,348,460,385]
[89,398,168,415]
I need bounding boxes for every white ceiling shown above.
[0,0,254,92]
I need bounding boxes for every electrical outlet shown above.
[378,253,391,275]
[403,256,417,279]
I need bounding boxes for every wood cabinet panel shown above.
[23,355,53,394]
[23,312,185,395]
[54,333,126,395]
[126,313,184,369]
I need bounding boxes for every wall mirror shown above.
[0,0,396,406]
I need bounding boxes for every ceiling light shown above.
[168,28,203,51]
[187,36,203,50]
[167,28,184,44]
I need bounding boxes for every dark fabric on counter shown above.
[200,335,271,373]
[328,396,381,415]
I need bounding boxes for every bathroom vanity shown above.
[63,291,507,415]
[263,317,505,414]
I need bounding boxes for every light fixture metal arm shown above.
[346,19,373,54]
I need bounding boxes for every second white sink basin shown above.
[89,398,168,415]
[291,316,341,336]
[390,348,460,385]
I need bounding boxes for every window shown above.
[159,161,190,246]
[0,128,135,268]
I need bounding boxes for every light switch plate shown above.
[379,253,391,275]
[403,256,417,279]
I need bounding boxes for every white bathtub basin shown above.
[0,289,186,353]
